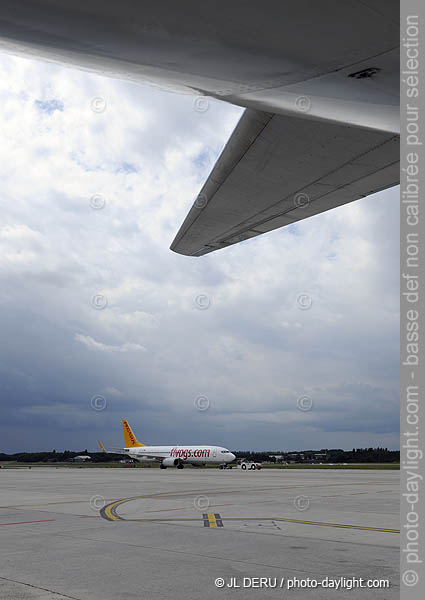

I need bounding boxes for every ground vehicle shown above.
[237,460,262,471]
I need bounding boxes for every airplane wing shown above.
[97,440,127,455]
[98,440,163,460]
[170,109,399,256]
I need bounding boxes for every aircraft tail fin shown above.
[98,440,107,453]
[122,419,146,447]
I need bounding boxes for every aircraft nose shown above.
[229,453,236,462]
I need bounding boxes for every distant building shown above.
[71,455,91,462]
[289,452,304,460]
[269,455,286,462]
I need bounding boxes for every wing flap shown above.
[170,109,399,256]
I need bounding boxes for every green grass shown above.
[262,463,400,470]
[0,461,144,469]
[1,461,399,470]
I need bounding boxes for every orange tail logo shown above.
[122,420,145,447]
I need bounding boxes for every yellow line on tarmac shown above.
[112,516,399,533]
[128,516,399,533]
[102,497,139,521]
[103,504,119,521]
[226,517,400,533]
[101,499,399,533]
[207,514,217,528]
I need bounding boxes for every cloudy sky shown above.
[0,52,399,453]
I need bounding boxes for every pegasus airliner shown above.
[98,420,236,469]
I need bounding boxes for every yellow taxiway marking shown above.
[207,514,217,528]
[102,497,136,521]
[127,517,399,534]
[100,498,399,533]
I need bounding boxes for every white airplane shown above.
[98,420,236,469]
[0,1,399,255]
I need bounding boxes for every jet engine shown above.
[161,457,184,469]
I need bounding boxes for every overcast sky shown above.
[0,53,399,453]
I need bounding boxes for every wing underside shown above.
[170,109,399,256]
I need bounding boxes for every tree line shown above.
[0,447,399,463]
[235,447,399,463]
[0,450,122,463]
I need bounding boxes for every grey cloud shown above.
[0,53,399,453]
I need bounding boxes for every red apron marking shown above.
[0,519,55,526]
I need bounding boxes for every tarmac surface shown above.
[0,467,399,599]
